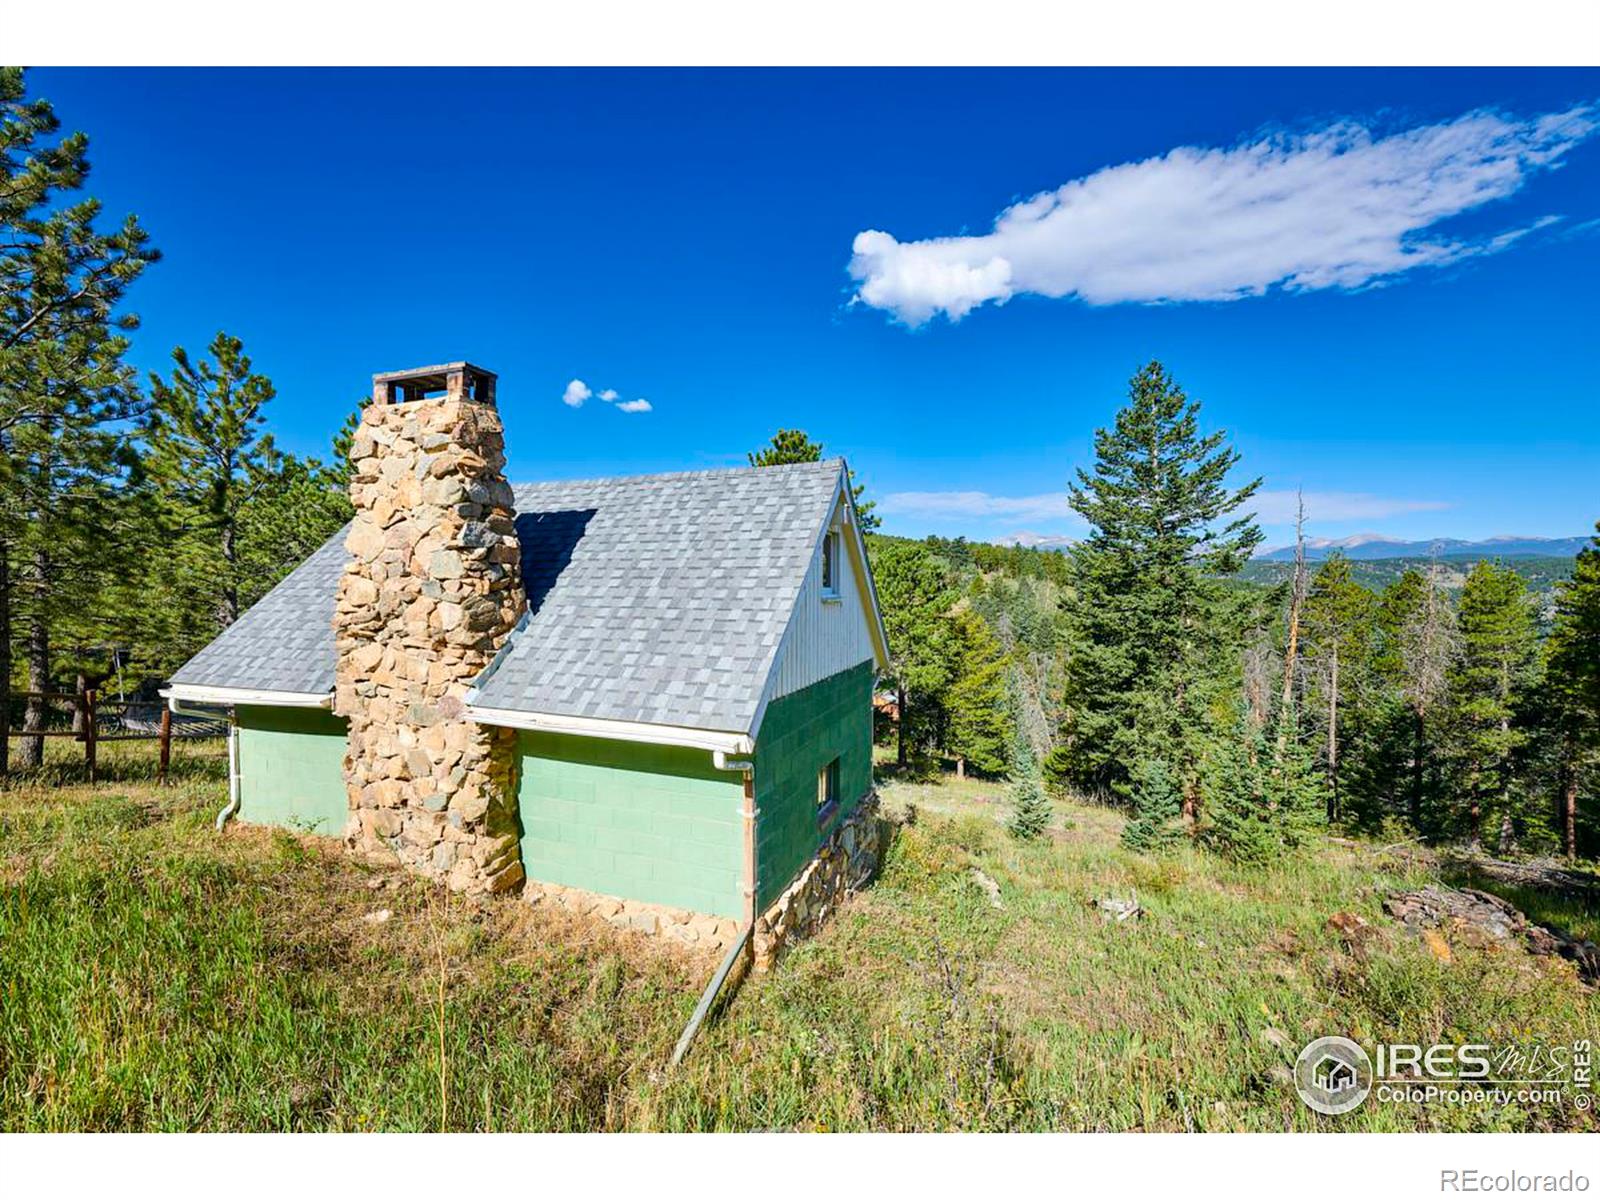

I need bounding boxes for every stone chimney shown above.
[334,362,525,894]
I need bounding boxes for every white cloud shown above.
[564,381,652,413]
[849,104,1599,325]
[1251,490,1449,523]
[881,487,1446,526]
[880,490,1079,523]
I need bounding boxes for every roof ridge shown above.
[508,458,843,491]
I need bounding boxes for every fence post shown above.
[158,705,172,785]
[83,688,97,784]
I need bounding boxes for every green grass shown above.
[2,741,1595,1130]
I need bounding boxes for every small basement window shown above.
[821,529,842,599]
[817,756,840,818]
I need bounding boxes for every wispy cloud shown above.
[881,491,1081,523]
[849,104,1599,326]
[881,488,1447,527]
[561,379,652,414]
[1251,490,1450,523]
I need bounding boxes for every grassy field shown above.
[1,741,1594,1131]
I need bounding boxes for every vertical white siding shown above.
[766,495,877,702]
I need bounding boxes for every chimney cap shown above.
[372,361,497,405]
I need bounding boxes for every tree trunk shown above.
[1326,647,1339,821]
[0,542,10,776]
[1276,494,1306,760]
[71,670,88,733]
[219,518,239,627]
[1563,766,1578,860]
[1409,704,1426,829]
[896,683,907,769]
[18,591,49,770]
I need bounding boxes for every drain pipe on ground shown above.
[671,751,757,1066]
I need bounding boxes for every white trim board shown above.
[163,684,334,709]
[465,704,755,756]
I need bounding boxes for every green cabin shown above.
[166,436,888,930]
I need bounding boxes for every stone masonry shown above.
[753,794,882,971]
[333,363,527,895]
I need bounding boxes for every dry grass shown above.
[1,740,1595,1131]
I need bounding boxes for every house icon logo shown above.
[1294,1036,1373,1115]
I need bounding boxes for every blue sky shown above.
[33,67,1600,550]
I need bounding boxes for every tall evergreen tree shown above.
[1444,561,1539,849]
[1302,554,1379,819]
[144,332,280,632]
[868,537,956,768]
[1546,522,1600,857]
[0,69,158,768]
[747,427,879,531]
[1063,361,1261,810]
[1384,565,1459,832]
[943,606,1011,777]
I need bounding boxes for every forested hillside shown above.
[4,67,1598,861]
[1239,554,1576,601]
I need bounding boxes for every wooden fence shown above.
[0,689,216,783]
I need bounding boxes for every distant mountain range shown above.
[993,531,1078,551]
[1254,534,1591,562]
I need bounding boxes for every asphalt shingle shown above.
[169,459,845,735]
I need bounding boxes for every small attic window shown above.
[821,529,842,599]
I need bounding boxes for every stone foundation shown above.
[333,365,527,896]
[526,880,742,955]
[754,794,882,971]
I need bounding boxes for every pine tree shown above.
[1546,522,1600,857]
[1382,565,1459,834]
[748,427,878,530]
[944,606,1011,777]
[1121,757,1184,852]
[1302,554,1379,819]
[1064,361,1262,809]
[1270,703,1330,848]
[0,69,158,768]
[144,332,280,632]
[1444,561,1539,849]
[1200,709,1276,864]
[869,537,956,769]
[1007,734,1051,841]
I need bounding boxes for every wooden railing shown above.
[1,689,186,783]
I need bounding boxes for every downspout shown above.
[166,694,241,831]
[217,712,241,831]
[671,750,756,1066]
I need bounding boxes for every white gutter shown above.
[163,684,333,710]
[465,703,754,756]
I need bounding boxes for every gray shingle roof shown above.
[169,459,847,735]
[168,527,348,695]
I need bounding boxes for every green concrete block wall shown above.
[754,661,874,909]
[236,705,350,836]
[517,731,744,918]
